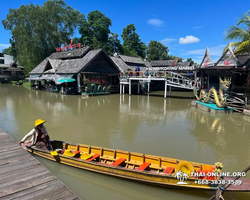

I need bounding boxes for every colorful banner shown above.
[90,79,101,84]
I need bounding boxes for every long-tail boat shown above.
[24,140,250,191]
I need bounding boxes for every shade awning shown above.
[40,74,56,81]
[26,74,42,81]
[26,74,74,83]
[54,74,74,85]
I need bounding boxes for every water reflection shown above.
[1,84,250,200]
[189,107,250,172]
[36,155,212,200]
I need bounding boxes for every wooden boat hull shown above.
[25,140,250,192]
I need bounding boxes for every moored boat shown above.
[24,140,250,192]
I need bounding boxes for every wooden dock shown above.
[0,126,80,200]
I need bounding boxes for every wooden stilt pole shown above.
[164,80,167,98]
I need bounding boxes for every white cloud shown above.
[179,35,200,44]
[181,45,227,56]
[193,26,203,29]
[0,44,10,49]
[160,38,177,45]
[147,18,165,28]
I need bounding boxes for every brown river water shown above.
[0,84,250,200]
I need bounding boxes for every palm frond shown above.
[226,26,250,40]
[230,41,241,48]
[237,13,250,26]
[234,40,250,55]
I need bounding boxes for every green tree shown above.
[186,58,194,65]
[106,33,124,55]
[2,0,84,72]
[224,11,250,55]
[79,11,112,50]
[165,54,183,62]
[147,40,169,61]
[121,24,147,58]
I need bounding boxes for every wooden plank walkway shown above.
[0,126,80,200]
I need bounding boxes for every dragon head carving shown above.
[219,77,232,92]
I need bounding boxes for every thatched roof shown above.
[177,61,191,66]
[110,56,131,72]
[56,49,119,74]
[199,47,214,68]
[143,61,151,68]
[56,49,102,73]
[30,58,63,74]
[30,58,48,74]
[4,67,24,72]
[30,48,120,75]
[44,59,62,73]
[49,46,91,59]
[150,60,175,67]
[150,60,191,67]
[119,55,144,64]
[236,54,250,66]
[215,43,238,67]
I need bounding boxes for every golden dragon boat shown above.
[24,140,250,192]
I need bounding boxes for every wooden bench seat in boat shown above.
[86,153,100,162]
[137,162,151,171]
[111,158,126,166]
[163,167,175,175]
[73,151,81,157]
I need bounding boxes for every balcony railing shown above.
[119,71,195,90]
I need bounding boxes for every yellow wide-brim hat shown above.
[35,119,46,127]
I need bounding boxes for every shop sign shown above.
[56,39,81,52]
[153,66,194,71]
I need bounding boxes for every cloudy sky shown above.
[0,0,249,64]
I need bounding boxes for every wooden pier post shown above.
[129,79,131,95]
[123,84,125,94]
[120,84,122,94]
[137,81,140,94]
[148,83,150,93]
[164,80,167,98]
[207,74,210,89]
[77,73,81,93]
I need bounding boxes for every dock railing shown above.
[119,70,195,90]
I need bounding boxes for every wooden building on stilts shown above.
[27,47,121,94]
[196,44,250,93]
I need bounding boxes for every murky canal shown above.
[0,84,250,200]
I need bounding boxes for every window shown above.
[0,59,4,64]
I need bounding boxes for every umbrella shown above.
[58,78,76,83]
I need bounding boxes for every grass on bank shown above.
[22,81,31,88]
[10,80,31,88]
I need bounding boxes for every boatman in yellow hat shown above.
[18,119,52,151]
